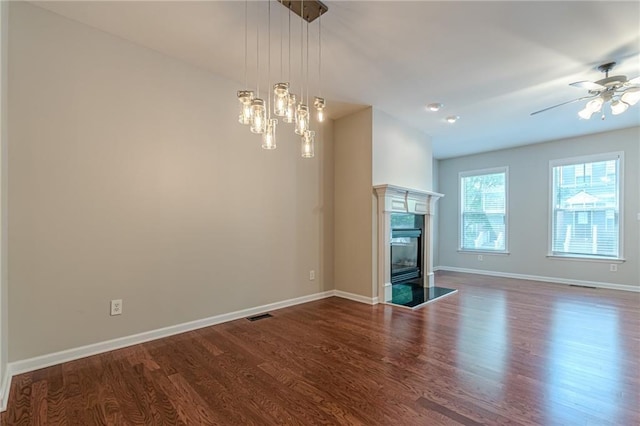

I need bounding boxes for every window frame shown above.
[458,166,509,254]
[547,151,624,262]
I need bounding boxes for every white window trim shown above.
[548,151,624,261]
[458,166,509,254]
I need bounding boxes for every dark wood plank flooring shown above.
[2,271,639,425]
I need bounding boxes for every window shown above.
[550,152,622,259]
[459,167,508,252]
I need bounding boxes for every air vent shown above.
[247,313,273,322]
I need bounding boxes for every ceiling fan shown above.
[531,62,640,119]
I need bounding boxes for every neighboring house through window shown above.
[459,167,508,253]
[549,152,623,260]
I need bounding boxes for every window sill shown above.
[458,250,510,256]
[546,255,625,263]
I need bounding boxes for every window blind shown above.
[460,169,507,252]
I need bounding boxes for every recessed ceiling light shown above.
[427,103,443,112]
[445,115,460,123]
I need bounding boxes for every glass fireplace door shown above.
[390,228,422,283]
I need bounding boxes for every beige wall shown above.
[333,108,373,297]
[0,0,8,404]
[438,127,640,289]
[8,2,334,361]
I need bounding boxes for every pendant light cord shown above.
[318,9,322,98]
[288,2,291,84]
[300,0,304,101]
[256,0,260,98]
[268,0,271,117]
[244,0,248,88]
[280,1,283,80]
[306,18,309,106]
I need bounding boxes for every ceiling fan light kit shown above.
[532,61,640,120]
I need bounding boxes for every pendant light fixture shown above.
[284,93,296,124]
[314,6,325,123]
[294,0,308,136]
[272,0,289,117]
[263,118,278,149]
[235,0,328,155]
[250,99,266,133]
[263,0,277,149]
[237,1,254,125]
[283,4,296,124]
[250,0,266,134]
[299,9,315,157]
[301,130,315,158]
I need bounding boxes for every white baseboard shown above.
[2,290,337,412]
[1,288,383,412]
[334,290,379,305]
[436,266,640,292]
[0,364,12,412]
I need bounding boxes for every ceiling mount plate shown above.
[597,62,616,74]
[278,0,328,23]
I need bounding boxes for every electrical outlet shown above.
[309,270,315,280]
[110,299,123,316]
[609,264,618,272]
[477,255,483,261]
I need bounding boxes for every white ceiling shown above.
[32,1,640,159]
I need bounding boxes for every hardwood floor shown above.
[2,271,639,425]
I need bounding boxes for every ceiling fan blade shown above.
[530,95,598,116]
[569,80,606,91]
[627,76,640,85]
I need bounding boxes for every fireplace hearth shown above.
[391,279,457,308]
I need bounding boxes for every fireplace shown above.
[390,214,422,284]
[374,184,455,307]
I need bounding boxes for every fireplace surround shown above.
[374,184,443,304]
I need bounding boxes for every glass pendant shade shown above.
[314,97,326,122]
[578,96,604,120]
[586,97,604,113]
[283,94,296,123]
[237,90,254,125]
[262,118,278,150]
[250,99,267,134]
[610,100,629,115]
[621,88,640,106]
[295,104,309,135]
[301,130,315,158]
[578,107,594,120]
[273,83,290,116]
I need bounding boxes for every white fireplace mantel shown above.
[374,184,444,304]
